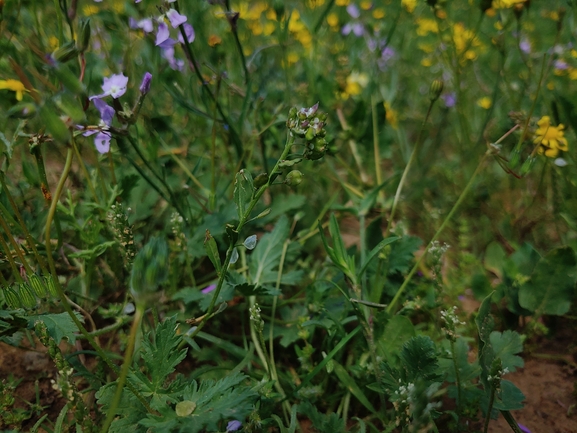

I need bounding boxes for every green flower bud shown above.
[6,102,37,119]
[130,237,169,305]
[28,274,48,299]
[18,283,37,310]
[51,41,79,63]
[4,286,22,309]
[78,19,91,53]
[285,170,304,186]
[305,127,315,141]
[44,275,58,298]
[51,62,86,96]
[253,172,269,189]
[429,79,444,102]
[53,92,86,124]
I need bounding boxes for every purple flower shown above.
[519,38,531,54]
[442,92,456,108]
[93,98,115,124]
[83,98,115,153]
[155,21,177,48]
[555,59,569,70]
[139,72,152,95]
[178,23,195,44]
[202,284,216,294]
[166,9,187,28]
[346,4,360,19]
[342,23,364,37]
[90,73,129,100]
[226,420,242,432]
[162,47,185,71]
[518,424,531,433]
[130,17,154,33]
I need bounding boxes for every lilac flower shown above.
[226,420,242,432]
[166,9,187,28]
[90,73,129,100]
[178,23,195,44]
[155,21,177,48]
[442,92,456,108]
[378,46,396,70]
[517,424,531,433]
[554,59,569,70]
[83,98,115,153]
[130,17,154,33]
[519,38,531,54]
[139,72,152,95]
[162,47,185,71]
[202,284,217,294]
[342,23,364,37]
[346,4,360,19]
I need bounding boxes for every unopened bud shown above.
[139,72,152,95]
[253,172,268,189]
[429,79,444,102]
[285,170,304,186]
[51,41,79,63]
[78,18,91,52]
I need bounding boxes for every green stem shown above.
[44,147,153,415]
[450,339,462,416]
[371,95,383,202]
[385,100,435,237]
[188,133,296,339]
[483,385,496,433]
[386,150,491,314]
[101,304,143,433]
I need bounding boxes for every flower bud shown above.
[284,170,304,186]
[51,41,79,63]
[139,72,152,95]
[429,79,444,102]
[77,18,91,53]
[4,286,22,309]
[40,103,71,144]
[130,237,169,305]
[253,172,268,189]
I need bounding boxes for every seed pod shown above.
[253,172,269,189]
[78,18,91,53]
[28,274,48,299]
[18,283,38,309]
[285,170,304,186]
[4,286,22,309]
[429,79,444,102]
[52,41,79,63]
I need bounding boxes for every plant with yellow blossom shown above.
[534,116,569,158]
[0,79,27,101]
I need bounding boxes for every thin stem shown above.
[101,304,143,433]
[44,147,153,414]
[188,133,295,340]
[483,385,496,433]
[386,150,491,314]
[371,95,383,202]
[385,100,435,237]
[450,339,462,416]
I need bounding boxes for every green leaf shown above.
[377,315,415,359]
[67,241,116,259]
[484,242,506,279]
[28,312,83,344]
[492,380,525,411]
[140,316,187,391]
[387,235,422,275]
[233,169,254,220]
[298,402,346,433]
[490,330,524,373]
[439,338,481,383]
[331,360,377,414]
[399,335,440,384]
[249,215,292,286]
[358,236,399,279]
[476,291,495,383]
[519,247,577,315]
[203,230,222,275]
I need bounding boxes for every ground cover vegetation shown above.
[1,0,576,431]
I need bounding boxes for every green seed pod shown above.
[28,274,48,299]
[4,286,22,309]
[278,158,302,168]
[44,275,58,298]
[284,170,304,186]
[18,283,38,309]
[78,19,91,53]
[51,41,79,63]
[253,172,269,189]
[429,79,444,102]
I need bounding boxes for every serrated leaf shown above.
[233,169,254,220]
[399,335,440,384]
[298,402,346,433]
[490,330,524,373]
[28,312,83,344]
[439,337,481,383]
[140,316,187,391]
[377,314,415,360]
[387,235,422,275]
[492,380,525,411]
[519,247,577,315]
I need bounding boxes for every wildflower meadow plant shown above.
[1,0,577,432]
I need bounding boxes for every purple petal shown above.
[518,424,531,433]
[138,18,154,33]
[352,23,364,37]
[129,17,138,29]
[92,98,115,125]
[178,23,195,44]
[202,284,216,294]
[139,72,152,95]
[94,132,111,153]
[346,4,360,19]
[101,73,129,99]
[166,9,187,28]
[226,420,242,432]
[162,47,185,71]
[155,22,171,46]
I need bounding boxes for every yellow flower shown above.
[307,0,325,9]
[360,1,372,10]
[327,13,339,27]
[0,79,27,101]
[492,0,527,9]
[384,101,398,130]
[343,72,369,97]
[208,34,222,47]
[335,0,350,6]
[416,18,438,36]
[83,5,98,16]
[477,97,492,109]
[402,0,417,13]
[372,8,385,19]
[534,116,568,158]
